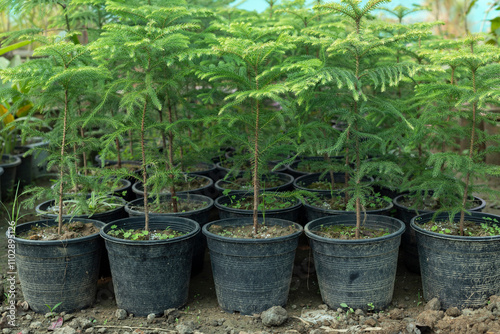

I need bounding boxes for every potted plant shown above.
[1,33,109,313]
[199,20,303,314]
[410,34,500,309]
[92,2,205,316]
[296,0,431,310]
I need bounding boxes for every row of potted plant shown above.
[1,0,499,317]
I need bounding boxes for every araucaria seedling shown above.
[292,0,432,237]
[198,22,298,234]
[415,34,500,234]
[90,3,207,234]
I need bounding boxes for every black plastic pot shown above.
[94,155,142,181]
[36,196,128,223]
[185,162,218,181]
[125,194,214,275]
[411,212,500,309]
[286,156,344,178]
[216,160,287,180]
[215,193,302,223]
[0,154,21,200]
[293,172,373,195]
[13,146,33,189]
[0,167,3,201]
[20,137,49,178]
[303,193,394,222]
[50,177,133,201]
[132,174,217,199]
[305,214,405,311]
[393,194,486,273]
[10,218,105,313]
[202,218,303,315]
[214,172,294,195]
[100,216,199,316]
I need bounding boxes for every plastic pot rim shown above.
[202,217,303,244]
[410,211,500,242]
[124,194,214,215]
[304,214,405,245]
[100,216,200,246]
[215,171,293,192]
[214,193,302,214]
[293,172,374,191]
[0,154,22,168]
[393,193,486,213]
[132,174,214,194]
[303,195,394,215]
[35,195,126,218]
[9,218,105,246]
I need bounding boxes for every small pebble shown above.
[115,309,127,320]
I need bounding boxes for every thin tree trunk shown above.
[141,99,149,231]
[459,63,477,235]
[58,89,69,235]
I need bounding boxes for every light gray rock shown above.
[261,306,288,327]
[53,327,77,334]
[406,323,421,334]
[147,313,156,322]
[29,321,43,329]
[115,309,127,320]
[68,317,93,330]
[176,320,195,334]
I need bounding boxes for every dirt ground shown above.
[1,177,500,334]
